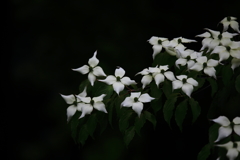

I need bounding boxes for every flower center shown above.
[186,56,191,61]
[158,39,162,44]
[233,142,238,148]
[182,78,187,83]
[89,67,93,72]
[116,76,121,81]
[227,16,231,21]
[203,62,207,68]
[226,46,231,51]
[178,39,182,44]
[90,100,94,105]
[134,97,138,102]
[218,34,222,40]
[160,69,165,74]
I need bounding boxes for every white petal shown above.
[196,56,207,64]
[130,92,141,98]
[207,59,219,67]
[180,37,197,43]
[212,116,231,126]
[190,63,203,71]
[233,117,240,124]
[72,65,90,74]
[187,60,195,69]
[219,50,230,61]
[196,32,211,38]
[234,125,240,136]
[88,51,99,67]
[113,82,124,95]
[121,97,134,107]
[204,67,217,79]
[209,39,220,49]
[154,73,165,87]
[93,101,107,113]
[149,67,160,73]
[159,65,169,71]
[217,141,233,149]
[136,68,149,75]
[226,148,239,160]
[187,78,198,86]
[76,96,91,103]
[212,46,226,54]
[92,66,106,77]
[231,58,240,70]
[152,45,163,59]
[76,103,83,111]
[139,93,155,103]
[236,142,240,152]
[176,75,187,81]
[215,126,232,142]
[230,21,240,33]
[148,36,159,45]
[175,58,187,68]
[230,50,240,59]
[115,67,125,78]
[141,75,153,89]
[132,102,144,117]
[165,47,177,56]
[205,28,220,38]
[182,83,194,97]
[93,94,106,102]
[172,80,183,90]
[79,104,93,118]
[200,38,213,50]
[67,105,77,121]
[98,75,116,85]
[121,77,137,85]
[88,72,96,86]
[60,94,75,104]
[78,87,87,97]
[164,71,176,81]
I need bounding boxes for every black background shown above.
[5,0,240,159]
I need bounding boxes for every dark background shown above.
[5,0,240,159]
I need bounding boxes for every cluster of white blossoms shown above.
[61,16,240,121]
[212,116,240,160]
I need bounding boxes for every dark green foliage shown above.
[197,144,211,160]
[236,75,240,93]
[189,98,201,124]
[207,77,218,97]
[143,111,157,129]
[163,93,178,127]
[134,115,146,136]
[175,99,188,131]
[150,82,163,113]
[123,126,135,146]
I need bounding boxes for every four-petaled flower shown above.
[72,51,106,86]
[76,94,107,118]
[148,36,169,59]
[121,92,155,117]
[99,67,137,95]
[60,87,87,121]
[211,116,240,142]
[220,16,240,33]
[172,75,198,97]
[216,141,240,160]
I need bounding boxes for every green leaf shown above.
[92,81,113,100]
[97,113,108,135]
[123,126,135,147]
[78,124,89,145]
[175,99,188,131]
[162,80,172,98]
[189,98,201,124]
[209,123,219,144]
[207,77,218,97]
[152,51,176,67]
[236,75,240,93]
[221,65,233,86]
[193,77,205,92]
[197,143,211,160]
[79,79,92,93]
[143,111,157,129]
[134,115,146,136]
[150,82,163,113]
[86,114,98,138]
[108,101,115,128]
[119,111,133,132]
[163,94,178,127]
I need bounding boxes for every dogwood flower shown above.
[99,67,137,95]
[212,116,240,142]
[216,141,240,160]
[231,58,240,70]
[196,31,213,51]
[60,87,87,121]
[76,94,107,118]
[135,68,153,89]
[148,36,169,59]
[72,51,106,86]
[220,16,240,33]
[121,92,155,117]
[172,75,198,97]
[189,56,219,79]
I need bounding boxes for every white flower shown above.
[231,58,240,70]
[148,65,176,87]
[189,56,219,79]
[72,51,106,86]
[220,16,240,33]
[148,36,169,59]
[216,141,240,160]
[61,87,87,121]
[172,75,198,97]
[212,116,240,142]
[76,94,107,118]
[196,31,213,51]
[99,67,137,95]
[136,68,153,89]
[121,92,155,117]
[212,41,240,61]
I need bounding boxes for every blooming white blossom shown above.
[172,75,198,97]
[99,67,137,95]
[121,92,155,117]
[148,36,169,59]
[76,94,107,118]
[231,58,240,70]
[72,51,106,86]
[212,116,240,142]
[220,16,240,33]
[189,56,219,79]
[61,87,87,121]
[216,141,240,160]
[135,68,153,89]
